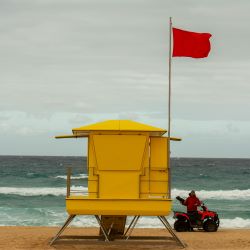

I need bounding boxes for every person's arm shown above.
[196,197,201,206]
[183,197,189,206]
[176,196,185,205]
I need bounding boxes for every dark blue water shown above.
[0,156,249,228]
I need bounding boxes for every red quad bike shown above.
[174,196,220,232]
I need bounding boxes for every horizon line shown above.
[0,154,249,160]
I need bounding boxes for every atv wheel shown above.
[203,219,218,232]
[174,220,189,232]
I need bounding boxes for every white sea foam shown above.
[1,187,250,199]
[55,174,88,180]
[70,216,250,229]
[172,188,250,200]
[136,217,250,229]
[220,217,250,228]
[1,215,250,228]
[0,186,87,196]
[0,206,249,228]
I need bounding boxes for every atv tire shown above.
[174,220,189,232]
[203,219,218,232]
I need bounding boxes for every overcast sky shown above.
[0,0,250,157]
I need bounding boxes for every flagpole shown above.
[168,17,172,199]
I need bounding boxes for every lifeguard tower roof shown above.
[56,120,167,138]
[73,120,166,134]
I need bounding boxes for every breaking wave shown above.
[0,207,249,228]
[127,217,250,229]
[172,188,250,200]
[0,186,87,196]
[0,187,250,199]
[54,174,88,180]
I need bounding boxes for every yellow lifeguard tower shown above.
[51,120,184,247]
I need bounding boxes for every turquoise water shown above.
[0,156,250,228]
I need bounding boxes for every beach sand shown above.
[0,227,249,250]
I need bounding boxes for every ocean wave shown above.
[219,217,250,228]
[172,188,250,200]
[54,174,88,180]
[1,213,249,228]
[128,217,250,229]
[1,186,250,199]
[71,216,250,229]
[0,186,87,196]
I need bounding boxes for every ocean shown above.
[0,156,250,228]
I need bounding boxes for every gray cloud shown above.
[0,0,250,157]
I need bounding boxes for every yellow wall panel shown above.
[99,172,139,199]
[88,180,98,198]
[66,198,172,216]
[88,136,96,169]
[149,181,168,194]
[93,135,147,171]
[140,180,150,195]
[150,137,168,169]
[88,167,98,180]
[150,170,168,182]
[140,167,150,180]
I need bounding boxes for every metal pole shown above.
[124,216,137,237]
[95,215,110,242]
[50,215,76,245]
[126,216,140,240]
[167,17,173,199]
[158,216,186,248]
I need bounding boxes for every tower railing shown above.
[66,167,98,197]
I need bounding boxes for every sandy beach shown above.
[0,227,249,250]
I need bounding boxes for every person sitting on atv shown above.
[184,190,201,212]
[177,190,201,225]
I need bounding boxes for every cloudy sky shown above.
[0,0,250,157]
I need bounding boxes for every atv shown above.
[173,196,220,232]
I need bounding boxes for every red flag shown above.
[172,28,212,58]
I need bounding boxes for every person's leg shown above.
[188,211,198,225]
